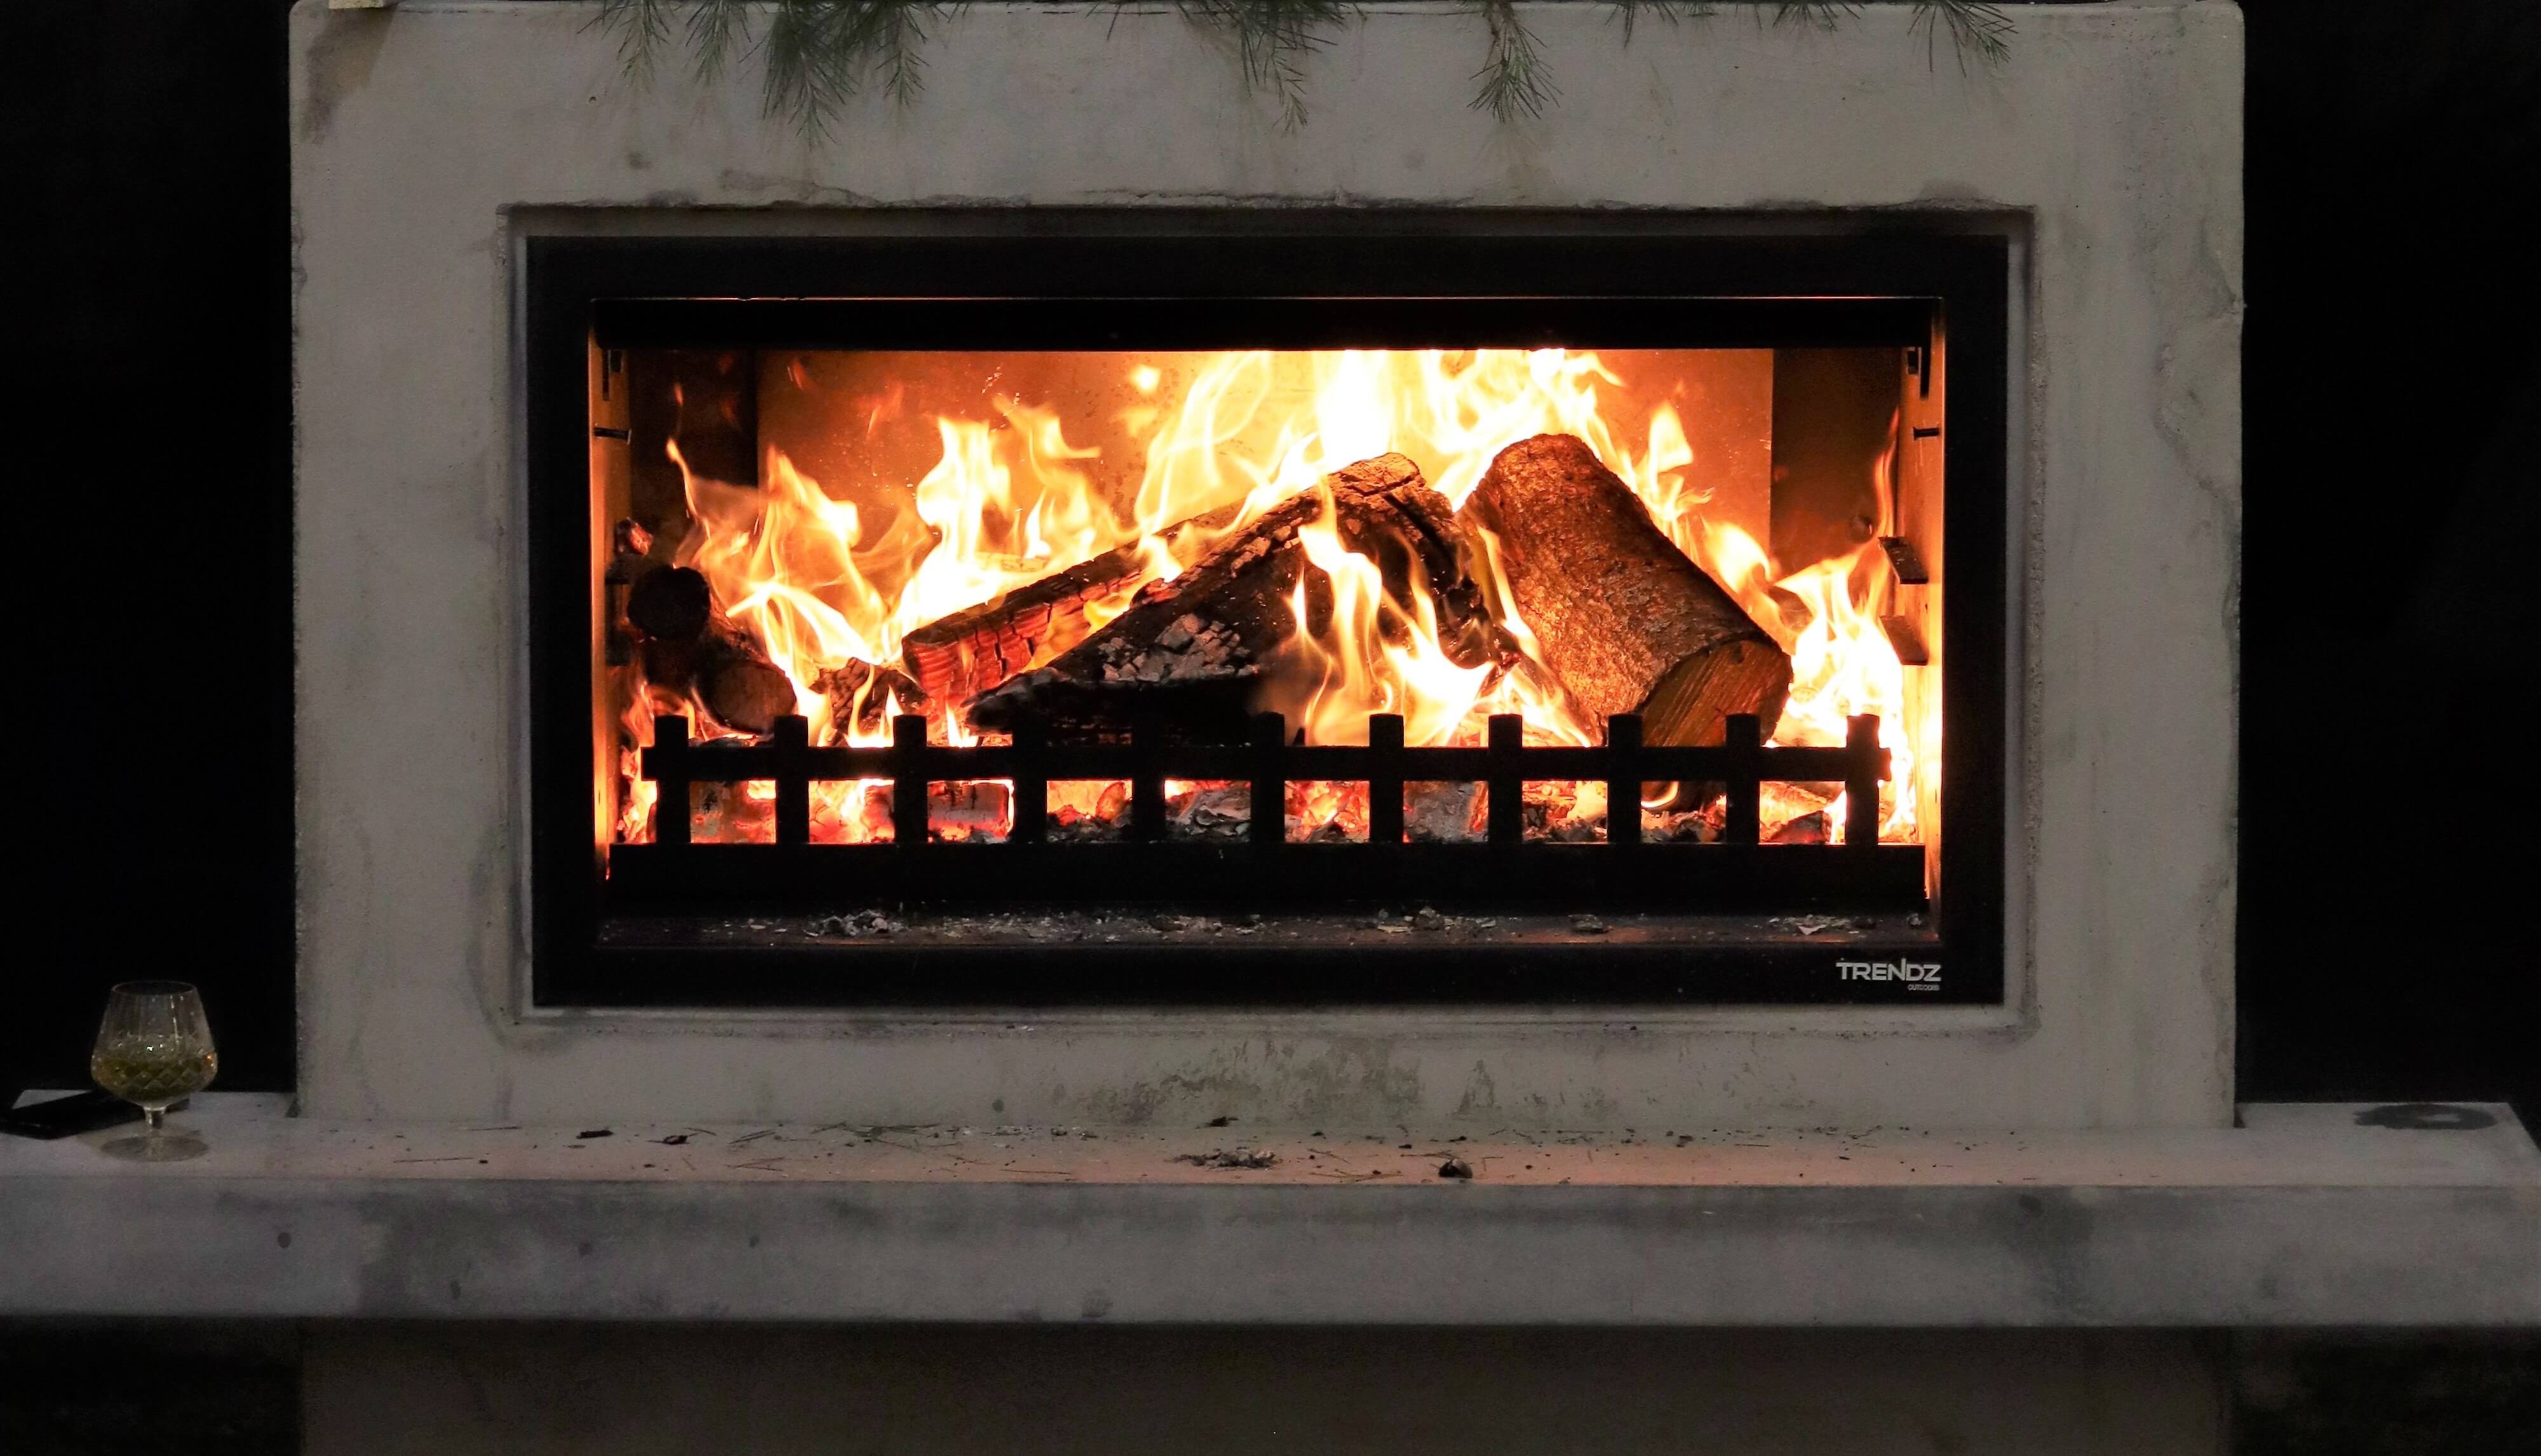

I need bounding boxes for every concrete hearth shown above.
[8,1096,2534,1326]
[9,1095,2535,1454]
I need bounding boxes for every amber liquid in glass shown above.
[91,1047,218,1106]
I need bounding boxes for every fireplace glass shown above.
[529,225,2005,1007]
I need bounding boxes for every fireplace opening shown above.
[529,224,2005,1006]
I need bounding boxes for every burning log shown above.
[1459,434,1791,752]
[898,542,1147,705]
[966,454,1490,740]
[626,565,797,736]
[812,658,934,741]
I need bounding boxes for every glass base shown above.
[100,1131,208,1163]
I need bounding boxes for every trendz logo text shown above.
[1836,958,1943,992]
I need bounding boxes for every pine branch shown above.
[594,0,678,77]
[1168,1,1356,128]
[1911,0,2012,69]
[1773,2,1859,32]
[1609,1,1716,46]
[753,1,945,131]
[1470,0,1557,122]
[686,0,753,81]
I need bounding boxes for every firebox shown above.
[529,219,2005,1008]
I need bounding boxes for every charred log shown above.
[898,541,1146,705]
[812,657,934,741]
[1459,434,1791,754]
[625,562,711,643]
[966,454,1489,741]
[626,564,797,736]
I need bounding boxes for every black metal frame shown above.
[525,216,2008,1008]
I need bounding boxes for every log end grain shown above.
[1462,433,1791,747]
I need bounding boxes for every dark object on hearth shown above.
[627,564,797,734]
[576,1128,614,1139]
[1459,435,1791,758]
[1438,1156,1474,1179]
[2354,1103,2498,1131]
[0,1088,147,1140]
[966,454,1489,741]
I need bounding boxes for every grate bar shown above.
[637,710,1891,852]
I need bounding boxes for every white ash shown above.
[1168,782,1252,840]
[1406,781,1483,843]
[809,908,903,938]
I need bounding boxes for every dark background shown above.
[9,3,2538,1116]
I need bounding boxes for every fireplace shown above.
[530,222,2005,1007]
[285,0,2237,1132]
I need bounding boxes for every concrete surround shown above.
[290,1,2244,1131]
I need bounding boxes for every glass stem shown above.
[144,1105,166,1135]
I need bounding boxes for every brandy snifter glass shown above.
[91,980,217,1161]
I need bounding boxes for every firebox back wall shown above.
[289,1,2241,1128]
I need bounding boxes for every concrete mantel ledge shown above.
[5,1096,2534,1327]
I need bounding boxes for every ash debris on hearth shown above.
[603,909,1929,951]
[1769,914,1882,936]
[808,908,903,938]
[1175,1148,1280,1170]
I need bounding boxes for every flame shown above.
[617,348,1929,847]
[1269,479,1492,748]
[1668,436,1923,843]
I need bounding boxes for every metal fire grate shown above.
[607,710,1924,913]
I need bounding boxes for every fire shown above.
[1273,479,1493,748]
[619,348,1929,847]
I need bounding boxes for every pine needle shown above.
[1471,0,1557,122]
[1168,0,1356,129]
[1773,2,1859,32]
[1609,1,1716,46]
[685,0,752,81]
[593,0,678,77]
[1911,0,2012,69]
[757,0,945,132]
